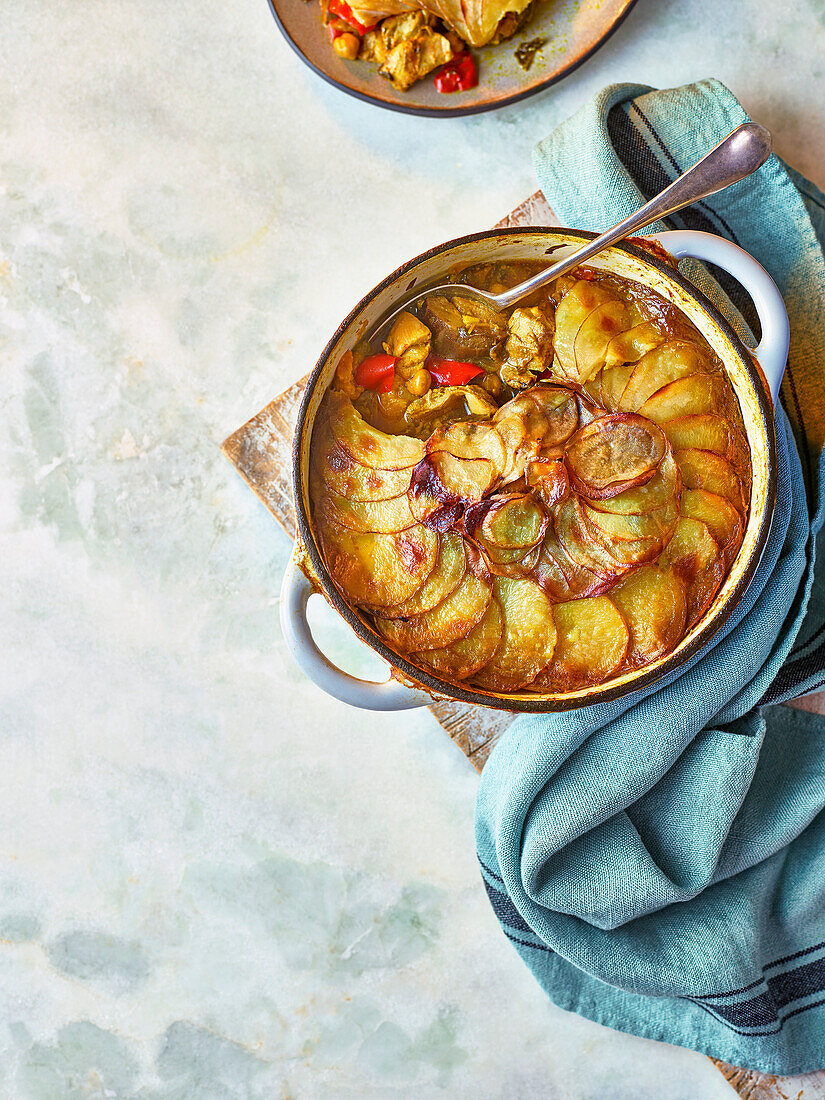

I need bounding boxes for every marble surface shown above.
[2,0,824,1095]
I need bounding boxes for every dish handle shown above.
[655,229,789,407]
[279,549,433,711]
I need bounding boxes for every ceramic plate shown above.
[269,0,639,117]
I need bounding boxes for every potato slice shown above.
[408,451,496,525]
[582,499,677,547]
[528,386,580,446]
[588,451,681,516]
[327,390,424,470]
[430,422,507,471]
[532,527,615,601]
[531,596,630,691]
[680,488,744,568]
[472,577,557,693]
[318,485,418,534]
[312,430,413,502]
[573,299,633,383]
[375,568,491,652]
[639,374,723,423]
[661,413,731,455]
[659,516,725,627]
[604,321,665,368]
[379,532,466,619]
[674,448,747,514]
[565,414,667,499]
[412,598,503,681]
[555,497,643,576]
[610,565,688,667]
[467,494,548,549]
[481,541,542,579]
[553,281,617,378]
[619,341,711,412]
[320,521,438,610]
[598,361,637,412]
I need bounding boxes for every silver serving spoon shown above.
[373,122,771,337]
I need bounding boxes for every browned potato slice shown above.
[472,577,557,692]
[408,451,497,524]
[638,374,723,423]
[320,521,438,610]
[327,390,424,469]
[528,386,580,446]
[468,494,548,549]
[481,541,542,578]
[412,598,503,681]
[317,481,418,535]
[553,281,617,378]
[431,422,507,471]
[619,341,711,412]
[659,516,725,626]
[532,527,614,601]
[375,568,491,652]
[582,499,676,547]
[574,299,633,383]
[610,565,688,666]
[379,532,466,619]
[661,413,731,455]
[604,321,665,368]
[589,451,681,516]
[680,488,744,568]
[555,497,641,576]
[674,448,747,513]
[531,596,630,691]
[312,411,414,501]
[565,414,667,499]
[598,362,635,412]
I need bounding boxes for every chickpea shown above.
[407,368,431,397]
[481,371,503,397]
[333,32,360,59]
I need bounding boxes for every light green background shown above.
[2,0,823,1095]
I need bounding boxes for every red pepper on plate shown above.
[355,353,397,392]
[426,356,484,386]
[574,266,597,281]
[433,52,478,94]
[327,0,378,34]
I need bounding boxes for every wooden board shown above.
[222,191,825,1093]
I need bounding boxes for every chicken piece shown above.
[384,310,432,380]
[378,23,454,90]
[499,304,555,389]
[403,384,498,437]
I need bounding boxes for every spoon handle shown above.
[494,122,772,310]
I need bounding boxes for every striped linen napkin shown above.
[475,79,825,1074]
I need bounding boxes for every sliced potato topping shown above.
[565,413,667,500]
[310,260,750,696]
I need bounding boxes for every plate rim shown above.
[267,0,640,118]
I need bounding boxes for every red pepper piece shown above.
[433,52,478,94]
[327,0,378,34]
[355,353,397,392]
[574,266,597,281]
[426,356,484,386]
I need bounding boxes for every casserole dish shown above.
[280,228,789,712]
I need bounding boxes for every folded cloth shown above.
[475,79,825,1075]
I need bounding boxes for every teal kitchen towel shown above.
[475,80,825,1075]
